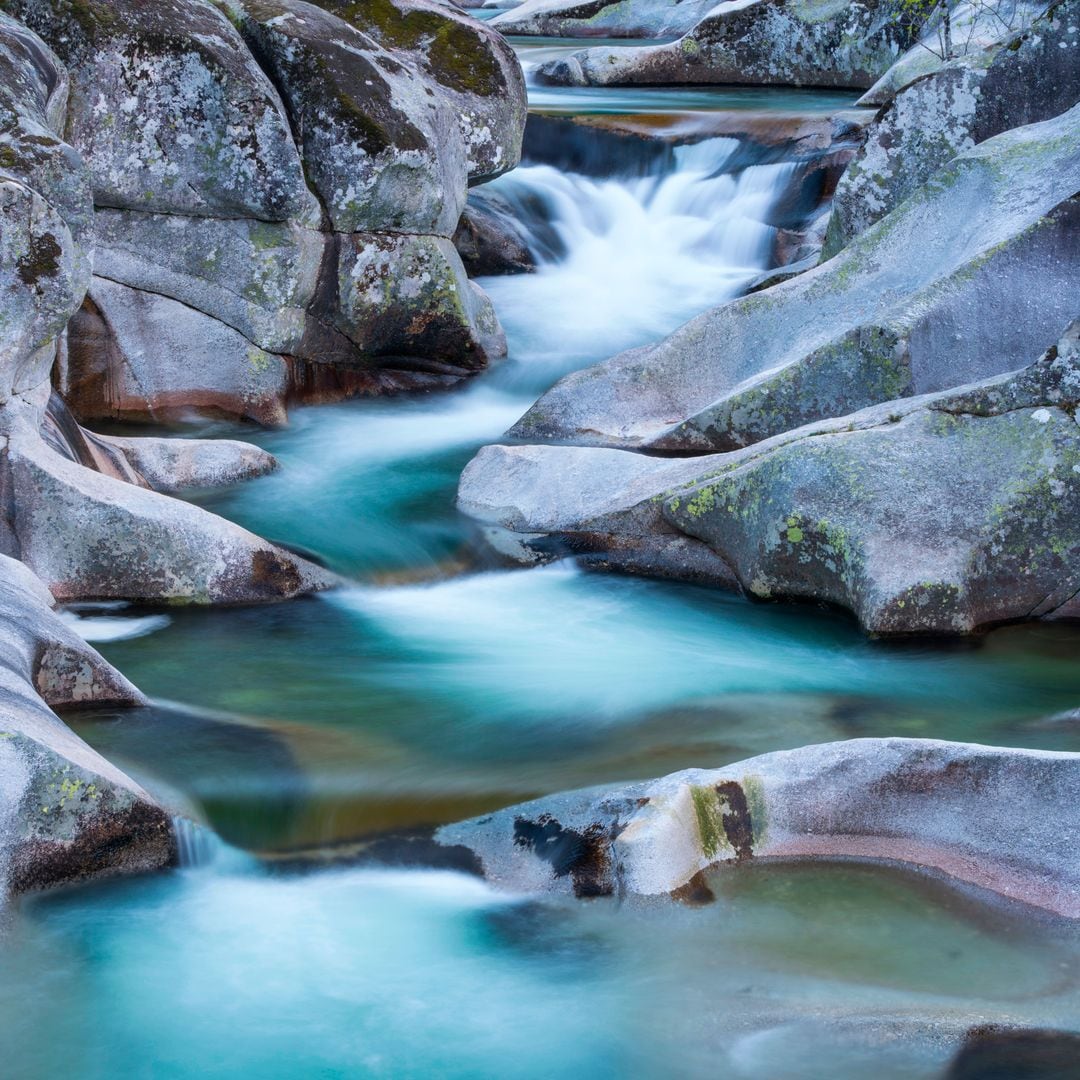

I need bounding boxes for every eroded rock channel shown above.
[0,0,1078,1074]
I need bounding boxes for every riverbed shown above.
[6,38,1080,1079]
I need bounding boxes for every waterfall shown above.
[478,135,798,387]
[172,815,219,869]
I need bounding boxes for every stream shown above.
[5,37,1080,1079]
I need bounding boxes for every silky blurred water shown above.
[4,857,1079,1079]
[6,55,1080,1080]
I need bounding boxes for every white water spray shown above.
[481,137,798,387]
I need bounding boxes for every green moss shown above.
[742,774,767,845]
[690,784,725,859]
[330,0,504,96]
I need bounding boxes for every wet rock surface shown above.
[462,321,1080,634]
[438,738,1080,917]
[509,106,1080,455]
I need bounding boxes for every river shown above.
[4,37,1080,1079]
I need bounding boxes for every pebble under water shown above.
[6,45,1080,1079]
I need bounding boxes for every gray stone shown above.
[96,432,278,494]
[2,396,338,604]
[0,552,173,898]
[437,738,1080,917]
[326,233,506,370]
[512,106,1080,453]
[534,0,926,90]
[462,321,1080,634]
[92,210,324,355]
[826,0,1080,253]
[0,12,93,245]
[5,0,320,223]
[59,277,291,426]
[856,0,1057,106]
[220,0,468,235]
[325,0,526,183]
[0,176,86,404]
[490,0,719,38]
[453,191,535,277]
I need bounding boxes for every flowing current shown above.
[6,44,1080,1080]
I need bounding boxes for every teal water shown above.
[7,64,1080,1078]
[3,858,1079,1078]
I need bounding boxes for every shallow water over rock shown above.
[3,858,1079,1078]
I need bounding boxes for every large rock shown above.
[453,190,536,277]
[490,0,719,38]
[461,321,1080,634]
[825,0,1080,254]
[0,12,93,244]
[0,16,90,404]
[59,277,291,426]
[320,233,506,371]
[534,0,926,89]
[5,0,320,223]
[45,0,524,414]
[328,0,526,183]
[0,393,337,603]
[0,176,85,403]
[856,0,1058,107]
[437,738,1080,916]
[0,552,174,897]
[91,210,324,355]
[220,0,468,235]
[512,106,1080,453]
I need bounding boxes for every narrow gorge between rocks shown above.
[2,11,1080,1079]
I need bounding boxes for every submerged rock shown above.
[533,0,926,89]
[825,0,1080,254]
[0,553,173,897]
[462,321,1080,634]
[944,1026,1080,1079]
[437,738,1080,916]
[512,105,1080,453]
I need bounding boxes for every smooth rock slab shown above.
[463,321,1080,634]
[437,738,1080,917]
[91,210,324,356]
[96,432,277,494]
[513,105,1080,453]
[1,401,336,604]
[61,277,291,426]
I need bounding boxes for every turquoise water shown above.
[7,66,1080,1077]
[4,858,1078,1078]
